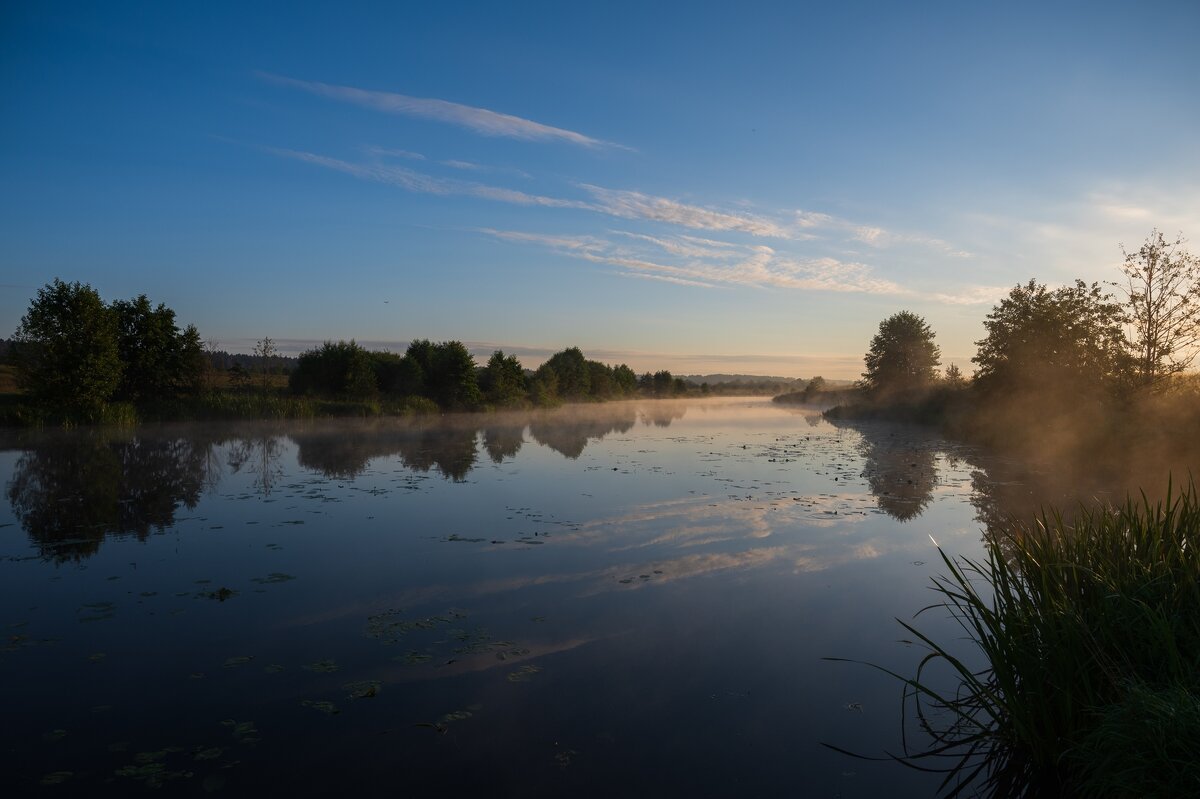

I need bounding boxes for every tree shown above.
[1113,229,1200,387]
[942,363,966,387]
[290,340,378,400]
[480,350,527,407]
[536,347,590,399]
[253,337,278,393]
[861,311,940,397]
[426,341,482,409]
[12,279,122,413]
[973,279,1131,396]
[801,375,826,401]
[111,294,204,400]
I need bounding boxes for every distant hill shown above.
[680,374,799,384]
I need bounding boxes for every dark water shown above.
[0,398,1136,797]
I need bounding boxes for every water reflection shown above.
[293,422,479,481]
[481,422,525,463]
[527,408,638,458]
[6,431,216,560]
[826,418,938,521]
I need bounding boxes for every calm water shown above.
[0,398,1127,797]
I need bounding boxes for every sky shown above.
[3,1,1199,379]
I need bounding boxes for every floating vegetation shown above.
[364,608,466,644]
[263,663,285,674]
[221,719,260,745]
[114,760,193,789]
[43,729,67,741]
[446,534,487,543]
[193,747,224,761]
[40,771,73,785]
[396,650,432,665]
[189,672,206,679]
[222,656,253,668]
[344,680,381,699]
[87,652,106,662]
[200,587,238,601]
[108,741,130,753]
[555,748,579,769]
[494,647,530,661]
[304,659,339,673]
[77,601,115,622]
[507,664,542,683]
[300,699,341,715]
[440,709,472,723]
[250,572,296,584]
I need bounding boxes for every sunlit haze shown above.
[3,1,1199,378]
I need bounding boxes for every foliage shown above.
[942,363,966,387]
[861,311,940,398]
[252,337,279,393]
[837,482,1200,796]
[111,294,204,400]
[802,375,826,401]
[536,347,590,400]
[424,340,482,409]
[1114,229,1200,387]
[12,279,123,415]
[973,279,1131,398]
[290,340,378,400]
[480,350,527,407]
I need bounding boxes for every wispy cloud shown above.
[268,146,592,209]
[260,72,627,150]
[795,209,972,257]
[481,228,905,294]
[363,146,425,161]
[582,185,794,238]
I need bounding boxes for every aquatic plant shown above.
[831,480,1200,796]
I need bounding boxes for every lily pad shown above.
[507,664,542,683]
[303,659,339,673]
[300,699,340,715]
[222,656,253,668]
[40,771,73,785]
[344,680,381,700]
[250,573,296,584]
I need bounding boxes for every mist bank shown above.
[817,376,1200,486]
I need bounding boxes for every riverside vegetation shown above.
[813,229,1200,796]
[3,280,719,428]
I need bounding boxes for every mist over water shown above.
[0,398,1181,796]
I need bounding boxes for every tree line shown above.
[858,230,1199,402]
[841,230,1200,458]
[287,339,690,408]
[6,279,694,421]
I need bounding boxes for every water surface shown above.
[0,398,1128,796]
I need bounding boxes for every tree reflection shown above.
[226,433,286,496]
[827,419,938,521]
[6,431,215,560]
[528,408,637,458]
[482,422,525,463]
[292,422,479,482]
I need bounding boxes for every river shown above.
[0,397,1134,797]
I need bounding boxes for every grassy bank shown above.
[856,482,1200,796]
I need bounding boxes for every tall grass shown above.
[836,480,1200,796]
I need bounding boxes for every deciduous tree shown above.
[12,279,122,413]
[861,311,940,397]
[1113,229,1200,387]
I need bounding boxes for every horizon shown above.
[3,1,1199,380]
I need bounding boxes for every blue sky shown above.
[3,1,1199,378]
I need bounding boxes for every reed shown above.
[832,480,1200,796]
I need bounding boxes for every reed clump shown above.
[878,481,1200,796]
